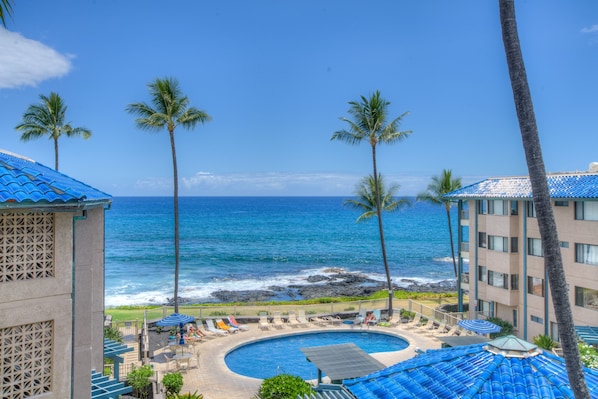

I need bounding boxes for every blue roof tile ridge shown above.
[0,150,111,205]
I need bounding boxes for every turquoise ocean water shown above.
[104,196,460,307]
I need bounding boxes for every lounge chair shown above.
[417,318,435,332]
[228,315,249,331]
[309,314,331,327]
[426,320,447,335]
[296,309,310,327]
[259,313,270,331]
[216,318,239,333]
[404,313,422,330]
[270,312,287,329]
[438,324,459,336]
[204,319,227,336]
[286,311,302,328]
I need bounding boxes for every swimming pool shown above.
[225,330,408,380]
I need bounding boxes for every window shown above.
[488,271,508,289]
[527,201,536,218]
[575,201,598,221]
[560,241,569,249]
[575,286,598,311]
[510,201,519,216]
[513,309,518,328]
[555,201,569,207]
[511,237,518,253]
[527,276,544,297]
[488,236,508,252]
[511,274,519,290]
[488,200,508,215]
[528,238,543,257]
[478,300,492,317]
[477,200,487,215]
[531,315,544,324]
[478,232,487,248]
[576,243,598,265]
[478,265,487,282]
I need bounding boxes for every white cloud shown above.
[581,25,598,34]
[0,27,72,89]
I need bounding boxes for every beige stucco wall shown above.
[0,207,107,399]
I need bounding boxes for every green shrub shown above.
[486,317,513,338]
[578,341,598,369]
[104,326,123,343]
[127,364,153,399]
[162,372,184,398]
[399,309,416,320]
[533,334,556,350]
[256,374,313,399]
[173,391,203,399]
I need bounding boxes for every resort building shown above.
[445,165,598,342]
[0,150,127,398]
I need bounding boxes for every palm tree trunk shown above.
[499,1,589,397]
[445,204,457,278]
[371,145,393,319]
[53,136,59,171]
[169,128,180,314]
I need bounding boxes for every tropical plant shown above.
[172,392,203,399]
[344,174,411,223]
[332,90,411,319]
[417,169,462,277]
[162,372,184,398]
[127,77,211,313]
[533,334,556,350]
[15,92,92,171]
[255,374,313,399]
[103,326,123,343]
[499,1,589,397]
[0,0,13,27]
[126,364,153,399]
[578,341,598,370]
[486,317,513,339]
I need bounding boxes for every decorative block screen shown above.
[1,320,54,397]
[0,212,55,282]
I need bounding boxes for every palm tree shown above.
[417,169,462,277]
[0,0,14,27]
[332,90,411,319]
[499,1,589,397]
[16,92,92,171]
[127,77,211,314]
[344,174,411,222]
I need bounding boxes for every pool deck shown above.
[150,322,443,399]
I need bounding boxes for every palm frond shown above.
[0,0,14,27]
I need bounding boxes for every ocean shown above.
[104,196,461,307]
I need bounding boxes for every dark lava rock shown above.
[211,290,276,302]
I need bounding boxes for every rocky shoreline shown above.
[168,271,457,305]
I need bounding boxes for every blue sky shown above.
[1,1,597,196]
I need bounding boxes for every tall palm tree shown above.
[16,92,92,171]
[0,0,14,27]
[344,174,410,222]
[417,169,462,277]
[127,77,211,314]
[499,1,589,397]
[332,90,411,319]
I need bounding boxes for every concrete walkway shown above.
[150,322,443,399]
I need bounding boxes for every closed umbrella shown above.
[157,313,195,344]
[458,319,501,335]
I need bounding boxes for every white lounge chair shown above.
[204,319,227,336]
[259,313,270,331]
[404,313,422,330]
[270,312,287,329]
[287,311,302,328]
[216,318,238,333]
[296,309,310,327]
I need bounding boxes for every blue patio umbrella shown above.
[156,313,195,344]
[458,318,501,335]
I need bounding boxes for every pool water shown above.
[225,330,408,380]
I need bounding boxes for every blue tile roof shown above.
[444,174,598,200]
[343,338,598,399]
[0,150,111,208]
